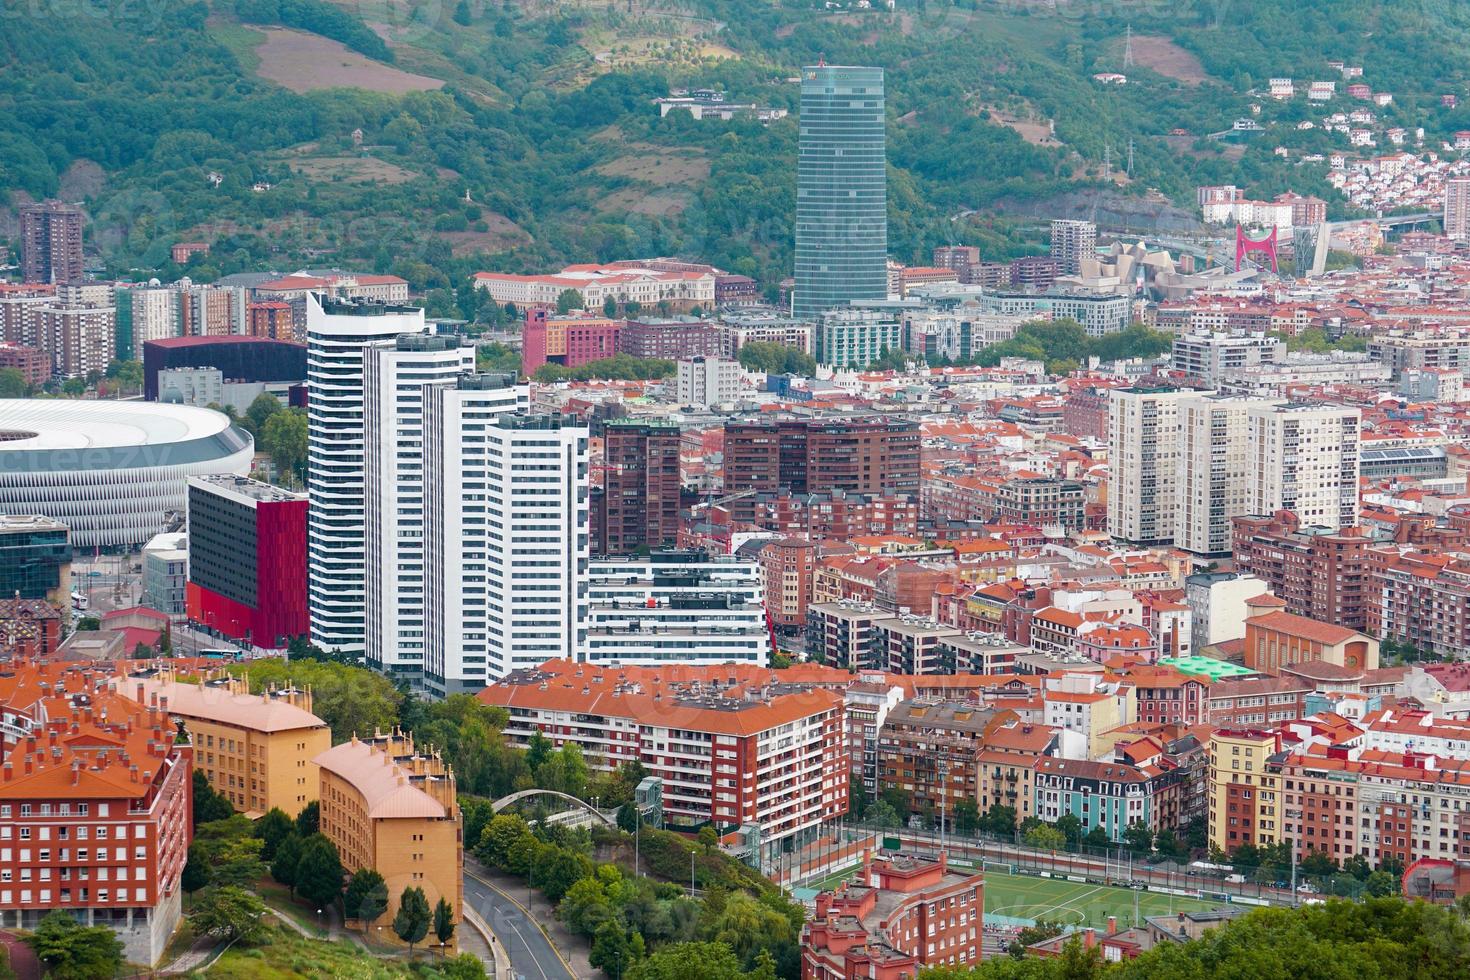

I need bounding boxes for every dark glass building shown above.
[794,64,887,320]
[143,336,307,400]
[0,515,70,604]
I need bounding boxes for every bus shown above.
[71,591,89,612]
[1187,861,1233,876]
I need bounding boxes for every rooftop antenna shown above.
[1123,25,1134,69]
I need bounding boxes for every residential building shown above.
[723,416,920,521]
[1445,176,1470,241]
[676,354,741,409]
[0,599,62,656]
[844,678,904,801]
[878,702,1015,823]
[141,532,188,617]
[474,264,714,313]
[36,300,114,378]
[1185,571,1271,653]
[932,245,981,277]
[1369,550,1470,658]
[19,201,84,284]
[478,660,848,847]
[803,853,983,979]
[1171,332,1285,387]
[978,290,1130,337]
[717,310,815,357]
[315,732,462,942]
[1042,674,1132,758]
[585,551,770,667]
[1126,666,1207,727]
[247,301,296,342]
[520,310,622,375]
[794,64,887,320]
[1232,512,1374,631]
[0,662,191,965]
[1050,219,1097,275]
[816,307,903,368]
[744,489,919,542]
[621,317,723,361]
[1177,394,1274,557]
[1107,386,1202,546]
[996,478,1085,532]
[186,475,309,650]
[0,514,69,606]
[363,336,478,688]
[1207,728,1284,854]
[306,297,429,658]
[807,600,886,670]
[130,673,328,818]
[0,343,49,387]
[592,418,682,557]
[1033,758,1151,842]
[1204,675,1311,727]
[760,538,821,631]
[425,404,586,691]
[1247,404,1360,530]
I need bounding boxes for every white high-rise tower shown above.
[305,295,427,657]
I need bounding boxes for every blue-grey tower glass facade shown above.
[794,64,887,321]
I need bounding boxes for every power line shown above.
[1123,24,1134,69]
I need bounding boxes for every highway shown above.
[464,872,577,980]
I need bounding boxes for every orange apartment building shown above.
[802,852,984,979]
[314,731,462,941]
[1207,729,1284,854]
[131,672,329,818]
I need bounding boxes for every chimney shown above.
[2,763,10,782]
[130,765,139,783]
[136,683,144,704]
[1107,916,1117,935]
[71,760,81,785]
[23,757,31,776]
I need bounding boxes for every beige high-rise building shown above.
[1248,403,1361,530]
[1049,219,1097,276]
[1176,394,1280,557]
[1445,176,1470,241]
[1107,386,1207,546]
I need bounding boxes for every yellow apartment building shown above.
[130,673,330,818]
[314,730,462,941]
[1207,728,1283,855]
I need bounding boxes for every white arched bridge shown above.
[491,789,615,826]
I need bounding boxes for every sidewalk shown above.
[470,862,594,978]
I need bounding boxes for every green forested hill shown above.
[4,0,1470,293]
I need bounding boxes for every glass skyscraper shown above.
[794,64,888,321]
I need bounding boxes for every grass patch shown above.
[203,925,418,980]
[257,881,331,939]
[208,20,268,74]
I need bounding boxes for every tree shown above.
[1054,814,1083,845]
[182,842,211,895]
[534,846,593,903]
[980,804,1018,836]
[1024,824,1066,851]
[1299,850,1337,878]
[617,802,643,833]
[296,800,320,836]
[344,869,389,928]
[193,815,267,886]
[260,409,307,485]
[433,896,456,954]
[271,831,304,893]
[603,296,618,317]
[627,941,756,980]
[865,800,901,829]
[477,813,533,870]
[698,825,720,855]
[952,798,979,835]
[0,368,28,398]
[192,769,234,826]
[453,0,471,24]
[736,342,816,377]
[246,391,282,433]
[537,743,589,798]
[527,729,552,773]
[75,616,101,632]
[590,923,645,980]
[1124,821,1154,857]
[1007,920,1063,959]
[393,885,432,958]
[442,954,488,980]
[254,807,295,861]
[295,834,345,911]
[188,885,268,944]
[556,288,584,313]
[1081,826,1112,852]
[24,911,124,980]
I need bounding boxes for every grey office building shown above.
[794,64,887,321]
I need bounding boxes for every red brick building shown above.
[746,489,920,541]
[246,301,295,342]
[802,853,983,980]
[620,317,723,360]
[0,661,193,965]
[1231,511,1373,631]
[0,600,62,657]
[1369,550,1470,658]
[1123,666,1208,726]
[592,418,682,556]
[1060,383,1114,440]
[0,343,50,387]
[521,310,623,374]
[723,417,921,523]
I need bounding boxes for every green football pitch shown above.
[807,862,1227,928]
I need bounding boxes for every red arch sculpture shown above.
[1235,225,1279,272]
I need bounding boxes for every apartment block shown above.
[315,732,462,940]
[1247,404,1360,530]
[816,308,903,369]
[1232,512,1373,631]
[1176,395,1275,557]
[1171,332,1285,387]
[478,660,848,846]
[1049,219,1097,276]
[1445,176,1470,241]
[130,673,328,818]
[1207,729,1284,854]
[1369,550,1470,658]
[1107,386,1201,546]
[20,201,84,285]
[0,662,191,965]
[592,418,682,557]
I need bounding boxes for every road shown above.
[464,872,576,980]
